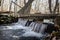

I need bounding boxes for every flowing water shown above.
[0,19,51,40]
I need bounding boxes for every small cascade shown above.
[29,22,46,33]
[17,19,28,26]
[25,19,35,26]
[25,20,32,26]
[32,23,42,33]
[0,19,32,40]
[0,18,56,40]
[39,24,47,34]
[30,22,45,33]
[29,22,36,30]
[29,21,55,34]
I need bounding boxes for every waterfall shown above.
[29,21,55,34]
[39,24,47,34]
[29,22,36,30]
[17,19,28,26]
[0,18,55,40]
[29,22,47,33]
[0,19,33,40]
[0,19,31,30]
[32,23,42,33]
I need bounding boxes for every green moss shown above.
[0,15,18,25]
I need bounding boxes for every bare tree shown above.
[53,0,59,14]
[48,0,59,14]
[17,0,34,14]
[48,0,52,13]
[24,0,32,14]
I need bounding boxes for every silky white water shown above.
[0,19,49,40]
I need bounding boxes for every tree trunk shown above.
[48,0,59,14]
[53,0,59,14]
[24,4,31,14]
[48,0,52,13]
[24,0,31,14]
[24,0,26,4]
[17,0,34,14]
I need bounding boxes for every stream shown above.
[0,18,55,40]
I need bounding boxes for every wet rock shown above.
[43,23,56,34]
[25,20,32,26]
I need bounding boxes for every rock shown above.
[0,15,18,25]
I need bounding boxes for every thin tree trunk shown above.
[48,0,52,13]
[1,0,4,11]
[17,0,34,14]
[14,0,17,16]
[24,0,26,4]
[53,0,59,14]
[57,3,59,14]
[9,0,12,13]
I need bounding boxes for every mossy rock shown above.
[0,15,18,25]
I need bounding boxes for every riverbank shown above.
[0,14,18,25]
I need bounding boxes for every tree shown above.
[17,0,34,14]
[48,0,59,14]
[53,0,59,14]
[24,0,32,14]
[48,0,52,13]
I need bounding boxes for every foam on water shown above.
[0,19,51,40]
[22,31,46,38]
[1,19,31,30]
